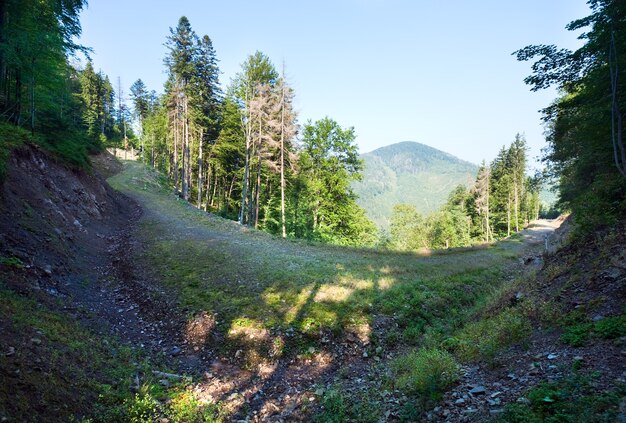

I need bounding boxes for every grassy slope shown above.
[109,161,532,363]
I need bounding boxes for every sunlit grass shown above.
[109,161,534,359]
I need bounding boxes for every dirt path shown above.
[100,160,565,421]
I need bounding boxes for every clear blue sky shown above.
[78,0,589,168]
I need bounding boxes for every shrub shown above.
[450,308,531,362]
[392,347,459,399]
[560,322,593,347]
[595,315,626,339]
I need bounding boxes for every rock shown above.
[43,265,52,275]
[443,409,450,417]
[170,346,182,356]
[573,356,584,361]
[469,386,486,395]
[455,398,465,405]
[130,374,140,393]
[5,347,15,357]
[490,409,505,415]
[592,315,604,322]
[362,351,369,358]
[31,338,42,345]
[547,353,558,360]
[491,391,502,398]
[517,397,531,405]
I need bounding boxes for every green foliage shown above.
[560,322,593,347]
[0,123,31,180]
[497,376,625,423]
[560,313,625,346]
[352,141,478,229]
[391,348,459,399]
[294,117,377,246]
[446,308,531,362]
[516,0,626,233]
[595,314,626,339]
[316,388,349,423]
[0,256,24,269]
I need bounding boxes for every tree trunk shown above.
[254,159,261,229]
[151,133,155,167]
[238,90,252,225]
[280,79,287,238]
[514,180,519,232]
[507,193,511,237]
[197,128,203,208]
[182,95,189,201]
[173,101,179,191]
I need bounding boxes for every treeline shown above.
[0,0,134,166]
[389,135,541,250]
[515,0,626,232]
[131,17,376,246]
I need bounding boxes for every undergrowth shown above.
[497,373,625,423]
[0,284,221,422]
[0,122,96,181]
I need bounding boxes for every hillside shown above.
[0,148,570,421]
[352,141,478,228]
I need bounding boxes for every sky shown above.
[78,1,590,168]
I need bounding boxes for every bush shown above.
[449,308,531,362]
[560,322,593,347]
[595,315,626,339]
[392,347,459,399]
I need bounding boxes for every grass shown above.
[496,372,625,423]
[560,312,626,347]
[445,307,532,362]
[391,347,459,399]
[0,283,222,422]
[107,161,533,363]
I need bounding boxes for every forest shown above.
[1,0,625,421]
[0,2,546,249]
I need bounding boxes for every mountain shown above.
[352,141,478,229]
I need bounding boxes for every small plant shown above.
[316,388,348,423]
[124,390,161,423]
[0,256,24,269]
[595,314,626,339]
[392,347,459,399]
[496,376,625,423]
[450,308,531,362]
[560,322,592,347]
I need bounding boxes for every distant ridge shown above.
[352,141,478,229]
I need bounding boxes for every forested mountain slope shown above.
[352,141,478,228]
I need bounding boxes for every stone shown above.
[517,397,531,405]
[469,386,486,395]
[5,347,15,357]
[547,353,558,360]
[455,398,465,405]
[490,409,505,415]
[170,346,182,356]
[31,338,42,345]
